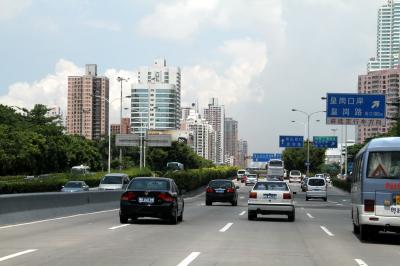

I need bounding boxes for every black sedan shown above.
[206,179,239,206]
[119,177,184,224]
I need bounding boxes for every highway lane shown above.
[1,181,400,265]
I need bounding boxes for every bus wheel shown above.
[360,225,369,241]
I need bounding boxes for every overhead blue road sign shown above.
[274,153,282,159]
[252,153,275,162]
[279,135,304,148]
[326,93,386,126]
[313,136,338,148]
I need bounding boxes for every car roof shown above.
[133,177,172,182]
[308,177,325,180]
[104,173,128,177]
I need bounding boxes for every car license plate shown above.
[263,194,276,199]
[138,197,154,204]
[396,195,400,205]
[216,189,225,193]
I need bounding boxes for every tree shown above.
[282,143,326,174]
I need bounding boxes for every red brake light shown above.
[226,188,235,193]
[121,191,136,201]
[206,187,215,193]
[249,191,257,198]
[158,192,174,202]
[283,193,291,199]
[364,199,375,212]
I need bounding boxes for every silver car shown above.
[245,174,257,185]
[61,181,89,192]
[248,181,296,221]
[306,177,327,201]
[98,173,130,191]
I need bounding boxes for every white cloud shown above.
[0,0,31,20]
[182,38,267,107]
[83,19,121,32]
[0,59,137,124]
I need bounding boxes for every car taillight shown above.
[121,191,136,201]
[206,187,215,193]
[249,191,257,198]
[158,192,174,202]
[364,199,375,212]
[283,193,291,199]
[226,188,235,193]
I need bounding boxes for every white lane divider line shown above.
[328,201,338,204]
[0,209,119,230]
[240,196,245,199]
[336,203,344,206]
[306,213,314,219]
[239,211,246,216]
[342,199,348,202]
[320,226,334,236]
[177,252,201,266]
[0,249,37,262]
[109,224,129,230]
[219,222,233,232]
[354,259,368,266]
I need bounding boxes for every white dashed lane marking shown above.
[177,252,201,266]
[0,249,37,262]
[219,222,233,232]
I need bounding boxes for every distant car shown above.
[301,177,309,192]
[98,173,130,191]
[315,174,324,178]
[206,179,239,206]
[61,181,89,192]
[246,174,257,185]
[248,181,296,221]
[240,174,248,183]
[237,169,247,181]
[306,178,327,201]
[119,177,184,224]
[289,170,302,183]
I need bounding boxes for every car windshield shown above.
[253,182,288,191]
[269,161,283,167]
[367,151,400,179]
[101,176,123,184]
[64,182,82,188]
[308,179,325,186]
[291,170,301,176]
[209,180,232,189]
[129,179,170,190]
[237,170,246,175]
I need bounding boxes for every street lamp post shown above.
[117,77,129,169]
[291,109,326,176]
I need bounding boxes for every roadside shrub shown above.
[332,177,351,192]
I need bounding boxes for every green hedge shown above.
[165,166,238,191]
[0,168,153,194]
[332,177,351,192]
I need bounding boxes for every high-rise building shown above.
[357,68,400,143]
[130,58,181,135]
[237,139,248,168]
[66,64,109,140]
[111,118,131,134]
[367,0,400,71]
[224,117,238,165]
[204,98,225,165]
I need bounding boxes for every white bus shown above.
[351,137,400,241]
[266,159,284,180]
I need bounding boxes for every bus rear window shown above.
[367,151,400,179]
[269,161,283,167]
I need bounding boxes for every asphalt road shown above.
[1,181,400,266]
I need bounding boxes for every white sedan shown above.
[248,181,296,221]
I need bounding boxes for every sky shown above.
[0,0,384,154]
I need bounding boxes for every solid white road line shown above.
[0,249,37,262]
[0,209,119,230]
[109,224,129,230]
[306,213,314,219]
[239,211,246,216]
[219,222,233,232]
[354,259,368,266]
[320,226,334,236]
[177,252,201,266]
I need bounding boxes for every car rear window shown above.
[101,176,123,184]
[253,182,288,191]
[308,179,325,186]
[209,180,233,189]
[290,170,301,176]
[65,182,82,188]
[129,179,170,190]
[238,170,246,175]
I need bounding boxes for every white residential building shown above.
[203,98,225,165]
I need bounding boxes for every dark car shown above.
[119,177,184,224]
[301,177,309,192]
[206,179,239,206]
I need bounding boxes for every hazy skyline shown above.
[0,0,384,153]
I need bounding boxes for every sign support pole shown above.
[344,124,348,176]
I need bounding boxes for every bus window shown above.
[367,151,400,179]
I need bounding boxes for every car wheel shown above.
[288,211,295,222]
[359,224,369,241]
[353,223,360,234]
[248,211,256,220]
[119,213,128,224]
[206,200,212,206]
[177,210,183,222]
[169,208,178,225]
[323,197,327,202]
[306,197,309,201]
[231,200,238,206]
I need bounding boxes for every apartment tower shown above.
[204,98,225,165]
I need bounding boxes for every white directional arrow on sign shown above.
[371,101,380,109]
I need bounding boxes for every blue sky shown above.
[0,0,384,153]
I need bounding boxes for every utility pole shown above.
[117,76,129,170]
